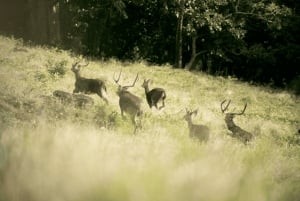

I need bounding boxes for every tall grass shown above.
[0,36,299,201]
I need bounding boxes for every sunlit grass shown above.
[0,36,299,201]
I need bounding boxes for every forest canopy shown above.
[0,0,299,90]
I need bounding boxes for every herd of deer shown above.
[55,60,254,144]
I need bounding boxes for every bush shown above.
[47,59,68,78]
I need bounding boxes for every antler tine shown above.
[236,103,247,115]
[221,99,231,113]
[191,109,198,116]
[72,60,80,68]
[185,108,190,113]
[132,73,139,86]
[113,69,122,84]
[124,73,139,88]
[78,61,89,67]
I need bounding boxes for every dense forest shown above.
[0,0,299,92]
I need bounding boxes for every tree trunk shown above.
[26,0,60,45]
[175,1,184,68]
[185,36,207,70]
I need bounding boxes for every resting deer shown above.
[71,60,108,104]
[142,79,166,110]
[114,70,143,133]
[184,109,210,142]
[221,100,253,144]
[53,90,94,108]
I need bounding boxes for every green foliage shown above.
[46,59,68,78]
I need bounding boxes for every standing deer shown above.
[71,60,109,104]
[220,100,253,144]
[184,109,210,142]
[113,70,143,133]
[142,79,166,110]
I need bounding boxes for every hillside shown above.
[0,36,299,201]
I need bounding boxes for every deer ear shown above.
[193,109,198,116]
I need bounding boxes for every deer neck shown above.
[225,115,238,131]
[143,86,150,94]
[73,71,81,80]
[186,119,193,129]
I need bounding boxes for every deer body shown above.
[118,90,143,122]
[53,90,94,108]
[71,61,108,104]
[114,71,143,133]
[184,109,210,142]
[142,79,166,110]
[221,100,253,144]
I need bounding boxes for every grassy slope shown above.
[0,36,299,201]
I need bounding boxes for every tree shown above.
[172,0,291,72]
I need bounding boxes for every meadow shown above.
[0,36,299,201]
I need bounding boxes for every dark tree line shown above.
[0,0,299,92]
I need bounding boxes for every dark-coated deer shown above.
[71,61,108,104]
[221,100,253,144]
[142,79,166,110]
[114,70,143,133]
[184,109,210,142]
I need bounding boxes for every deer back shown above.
[147,88,166,102]
[114,71,142,115]
[119,90,142,114]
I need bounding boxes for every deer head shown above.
[113,70,139,95]
[141,79,151,90]
[71,60,89,74]
[184,108,198,122]
[220,100,253,144]
[221,99,247,121]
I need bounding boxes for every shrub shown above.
[47,59,68,78]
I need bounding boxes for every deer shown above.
[113,70,143,133]
[71,60,109,104]
[220,100,253,144]
[53,90,94,108]
[184,109,210,142]
[141,79,166,110]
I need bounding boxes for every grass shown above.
[0,35,299,201]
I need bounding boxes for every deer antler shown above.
[221,99,231,113]
[123,73,139,89]
[185,108,198,116]
[78,61,89,68]
[113,69,122,84]
[72,60,89,70]
[233,103,247,115]
[221,100,248,115]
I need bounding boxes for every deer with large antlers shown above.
[221,100,253,144]
[142,79,166,110]
[71,60,108,104]
[184,109,210,142]
[114,70,143,133]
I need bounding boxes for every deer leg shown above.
[73,88,79,94]
[131,115,138,134]
[159,100,165,110]
[120,108,126,119]
[132,113,143,134]
[98,94,109,104]
[151,99,158,109]
[98,88,109,104]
